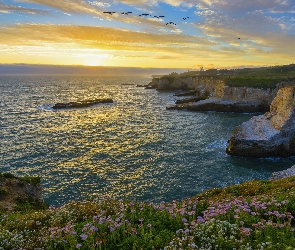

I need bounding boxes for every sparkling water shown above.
[1,75,294,206]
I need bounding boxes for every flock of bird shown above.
[102,11,190,26]
[102,11,242,39]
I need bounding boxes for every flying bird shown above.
[121,12,132,15]
[103,11,116,15]
[183,17,189,20]
[166,22,176,25]
[139,13,150,17]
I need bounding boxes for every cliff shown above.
[155,75,295,113]
[226,86,295,157]
[0,173,44,211]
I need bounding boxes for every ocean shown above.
[1,75,294,206]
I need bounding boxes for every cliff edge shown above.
[226,86,295,157]
[0,173,44,211]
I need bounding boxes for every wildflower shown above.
[147,224,152,228]
[76,244,82,249]
[80,234,88,240]
[90,226,98,232]
[239,227,251,236]
[139,218,144,222]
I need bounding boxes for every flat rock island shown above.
[52,98,113,109]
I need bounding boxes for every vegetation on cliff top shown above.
[161,64,295,90]
[0,172,41,185]
[1,176,295,249]
[223,76,290,89]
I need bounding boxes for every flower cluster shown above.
[0,180,295,249]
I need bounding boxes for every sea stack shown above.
[226,86,295,157]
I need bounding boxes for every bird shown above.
[183,17,189,20]
[103,12,116,15]
[121,12,132,15]
[238,38,241,39]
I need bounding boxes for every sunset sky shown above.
[0,0,295,69]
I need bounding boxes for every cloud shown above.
[0,3,48,14]
[16,0,105,15]
[1,0,295,67]
[0,23,214,51]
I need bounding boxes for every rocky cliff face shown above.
[0,175,43,210]
[226,86,295,157]
[156,76,225,98]
[221,86,276,103]
[156,76,286,113]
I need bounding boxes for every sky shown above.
[0,0,295,70]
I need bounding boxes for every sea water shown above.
[1,75,294,206]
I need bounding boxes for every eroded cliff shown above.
[160,75,283,113]
[226,86,295,157]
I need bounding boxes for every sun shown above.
[81,53,111,66]
[84,57,102,66]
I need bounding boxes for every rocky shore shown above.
[148,74,295,158]
[270,165,295,180]
[226,86,295,157]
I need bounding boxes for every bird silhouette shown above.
[166,22,176,25]
[103,11,116,15]
[183,17,189,20]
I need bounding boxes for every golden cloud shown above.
[0,24,214,52]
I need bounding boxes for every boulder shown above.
[226,86,295,157]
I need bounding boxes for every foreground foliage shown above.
[1,177,295,249]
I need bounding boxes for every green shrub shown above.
[20,176,41,185]
[2,172,15,179]
[0,187,8,196]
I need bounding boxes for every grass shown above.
[1,177,295,249]
[223,76,295,90]
[0,172,41,185]
[160,64,295,90]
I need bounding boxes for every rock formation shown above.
[270,165,295,180]
[226,86,295,157]
[52,98,113,109]
[0,174,43,210]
